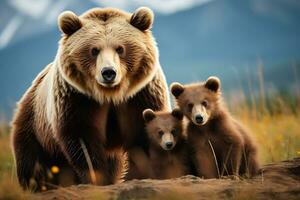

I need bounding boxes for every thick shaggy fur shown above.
[143,109,190,179]
[170,77,259,178]
[11,7,170,191]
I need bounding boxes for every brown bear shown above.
[142,108,190,179]
[170,77,259,179]
[11,7,170,191]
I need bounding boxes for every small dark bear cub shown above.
[142,108,190,179]
[170,76,260,179]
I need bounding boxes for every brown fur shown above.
[11,7,170,191]
[170,77,260,178]
[142,109,190,179]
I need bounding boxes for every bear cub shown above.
[142,108,190,179]
[170,76,260,178]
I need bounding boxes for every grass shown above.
[228,91,300,164]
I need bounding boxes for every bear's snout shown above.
[161,132,175,151]
[165,141,174,149]
[101,67,117,83]
[195,115,204,124]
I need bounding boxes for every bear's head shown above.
[142,108,184,151]
[170,76,222,126]
[57,7,158,103]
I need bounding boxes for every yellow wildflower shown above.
[51,166,60,174]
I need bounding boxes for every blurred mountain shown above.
[0,0,300,116]
[154,0,300,86]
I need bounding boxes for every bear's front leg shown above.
[244,147,260,177]
[194,143,220,179]
[225,143,243,176]
[56,134,121,185]
[12,128,49,191]
[57,136,100,184]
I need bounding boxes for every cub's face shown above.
[170,77,221,126]
[143,109,184,151]
[57,7,157,104]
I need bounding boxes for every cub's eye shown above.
[171,129,176,135]
[158,130,164,137]
[116,46,124,55]
[187,103,194,112]
[91,47,100,56]
[202,100,208,107]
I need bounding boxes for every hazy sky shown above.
[0,0,213,49]
[0,0,299,50]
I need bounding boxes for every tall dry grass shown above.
[227,63,300,164]
[228,93,300,164]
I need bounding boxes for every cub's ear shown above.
[143,109,156,122]
[170,82,184,98]
[58,11,82,35]
[130,7,154,31]
[205,76,221,92]
[171,108,183,120]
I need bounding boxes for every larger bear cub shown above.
[171,77,260,178]
[11,7,170,191]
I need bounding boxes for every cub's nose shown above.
[101,67,116,82]
[165,142,173,149]
[195,115,204,124]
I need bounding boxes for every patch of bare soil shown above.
[36,158,300,200]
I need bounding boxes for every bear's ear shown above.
[143,109,156,122]
[205,76,221,92]
[172,108,183,120]
[58,11,82,36]
[170,82,185,98]
[130,7,154,31]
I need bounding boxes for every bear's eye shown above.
[202,100,208,107]
[171,129,176,135]
[187,103,194,112]
[158,130,164,137]
[91,47,100,56]
[116,46,124,55]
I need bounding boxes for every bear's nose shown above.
[101,67,116,82]
[165,142,173,149]
[195,115,204,124]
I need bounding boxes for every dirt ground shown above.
[35,158,300,200]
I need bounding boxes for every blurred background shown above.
[0,0,300,117]
[0,1,300,195]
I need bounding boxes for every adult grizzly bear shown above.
[11,7,170,191]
